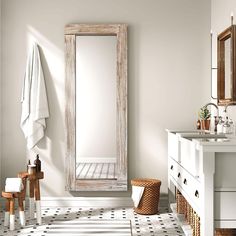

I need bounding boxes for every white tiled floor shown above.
[0,206,184,236]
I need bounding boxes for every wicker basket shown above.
[176,191,186,214]
[194,213,200,236]
[131,178,161,215]
[215,229,236,235]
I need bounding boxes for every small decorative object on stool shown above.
[34,154,41,172]
[131,178,161,215]
[2,177,27,230]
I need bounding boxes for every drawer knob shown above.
[183,178,187,185]
[178,172,181,178]
[195,190,199,198]
[170,165,173,170]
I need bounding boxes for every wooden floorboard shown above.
[76,163,117,179]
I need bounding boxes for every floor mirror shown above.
[65,24,127,191]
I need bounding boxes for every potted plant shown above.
[199,106,211,130]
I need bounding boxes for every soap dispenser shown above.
[223,116,230,134]
[217,116,223,133]
[229,118,235,134]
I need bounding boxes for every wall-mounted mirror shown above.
[217,25,236,105]
[65,24,128,191]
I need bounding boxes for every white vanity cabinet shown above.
[167,130,236,236]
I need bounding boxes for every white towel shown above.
[5,178,24,193]
[131,186,145,208]
[20,43,49,149]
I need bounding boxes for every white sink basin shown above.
[179,133,226,139]
[201,138,230,142]
[168,130,210,135]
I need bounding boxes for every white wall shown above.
[1,0,211,197]
[0,0,1,186]
[211,0,236,120]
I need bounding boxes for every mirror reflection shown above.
[217,25,236,105]
[65,23,127,191]
[224,38,231,99]
[76,36,117,179]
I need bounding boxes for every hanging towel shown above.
[5,178,24,193]
[131,186,145,208]
[20,43,49,149]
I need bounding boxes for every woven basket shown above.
[131,178,161,215]
[215,229,236,235]
[190,209,195,229]
[194,213,200,236]
[176,191,186,214]
[186,202,191,224]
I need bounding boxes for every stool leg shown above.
[29,180,35,219]
[35,179,42,225]
[4,199,10,227]
[18,197,25,226]
[22,178,27,211]
[9,199,15,231]
[23,200,26,211]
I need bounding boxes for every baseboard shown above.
[0,195,168,208]
[40,197,133,207]
[40,195,168,207]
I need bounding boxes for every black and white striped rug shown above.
[46,219,132,235]
[0,206,184,236]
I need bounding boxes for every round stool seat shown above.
[2,192,15,199]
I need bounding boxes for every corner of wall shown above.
[0,0,2,187]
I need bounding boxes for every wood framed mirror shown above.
[65,24,128,191]
[217,25,236,105]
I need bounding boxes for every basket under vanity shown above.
[167,130,236,236]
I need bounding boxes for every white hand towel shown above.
[20,43,49,149]
[131,186,145,208]
[5,178,24,192]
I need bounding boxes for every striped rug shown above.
[46,219,132,235]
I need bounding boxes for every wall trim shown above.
[40,197,133,207]
[0,195,168,208]
[40,195,167,207]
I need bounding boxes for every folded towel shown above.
[131,186,145,208]
[5,178,24,193]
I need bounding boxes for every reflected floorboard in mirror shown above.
[76,163,117,179]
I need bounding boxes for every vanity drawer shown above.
[179,166,201,213]
[169,157,201,214]
[168,132,179,162]
[180,137,200,177]
[168,158,178,180]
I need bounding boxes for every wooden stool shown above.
[18,171,44,225]
[2,177,27,231]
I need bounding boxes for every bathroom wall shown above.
[0,0,2,180]
[211,0,236,120]
[0,0,211,197]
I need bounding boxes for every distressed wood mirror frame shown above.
[65,24,128,191]
[217,25,236,105]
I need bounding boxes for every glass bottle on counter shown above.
[223,116,230,134]
[197,119,201,130]
[217,116,223,133]
[229,118,235,134]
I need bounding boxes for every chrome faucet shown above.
[224,101,236,113]
[203,102,219,132]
